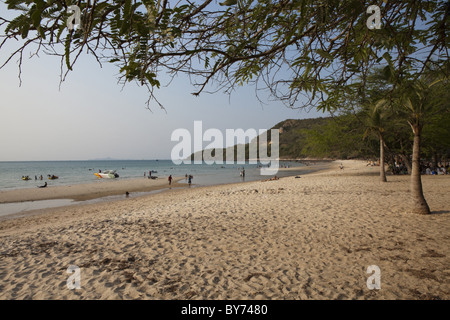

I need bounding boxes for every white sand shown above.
[0,160,448,299]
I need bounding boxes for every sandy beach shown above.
[0,177,185,203]
[0,160,449,300]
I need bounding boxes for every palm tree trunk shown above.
[400,154,412,174]
[380,134,387,182]
[411,126,430,214]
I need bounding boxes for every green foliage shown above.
[206,116,379,160]
[298,114,377,159]
[1,0,447,109]
[422,110,450,159]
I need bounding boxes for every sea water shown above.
[0,160,321,217]
[0,160,307,191]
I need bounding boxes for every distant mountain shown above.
[188,117,336,161]
[272,117,331,159]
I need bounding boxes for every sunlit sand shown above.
[0,160,448,299]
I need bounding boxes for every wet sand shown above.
[0,177,185,203]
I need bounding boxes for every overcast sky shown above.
[0,2,329,161]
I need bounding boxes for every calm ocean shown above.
[0,160,306,191]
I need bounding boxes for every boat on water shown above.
[94,170,119,179]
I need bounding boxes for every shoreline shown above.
[0,161,331,204]
[0,177,186,204]
[0,162,333,225]
[0,159,448,299]
[0,161,333,219]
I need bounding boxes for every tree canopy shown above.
[1,0,448,109]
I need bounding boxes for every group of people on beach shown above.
[388,162,408,175]
[144,170,158,179]
[27,175,44,180]
[423,164,448,175]
[386,160,449,175]
[165,174,193,187]
[22,174,56,181]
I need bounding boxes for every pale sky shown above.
[0,2,329,161]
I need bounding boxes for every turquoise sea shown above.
[0,160,324,217]
[0,159,308,191]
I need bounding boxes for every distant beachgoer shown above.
[149,170,151,177]
[38,182,47,188]
[339,163,344,170]
[188,175,192,186]
[168,175,173,185]
[126,191,129,197]
[35,175,37,180]
[185,174,188,181]
[40,175,43,180]
[262,176,279,182]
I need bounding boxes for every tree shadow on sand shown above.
[431,210,450,215]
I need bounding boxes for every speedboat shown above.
[94,170,119,179]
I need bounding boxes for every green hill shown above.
[189,109,449,164]
[189,115,375,161]
[272,117,331,159]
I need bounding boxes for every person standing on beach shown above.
[168,175,173,185]
[188,175,192,187]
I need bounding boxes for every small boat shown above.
[94,170,119,179]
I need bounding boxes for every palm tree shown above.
[363,103,389,182]
[396,73,447,214]
[360,68,395,182]
[374,64,448,214]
